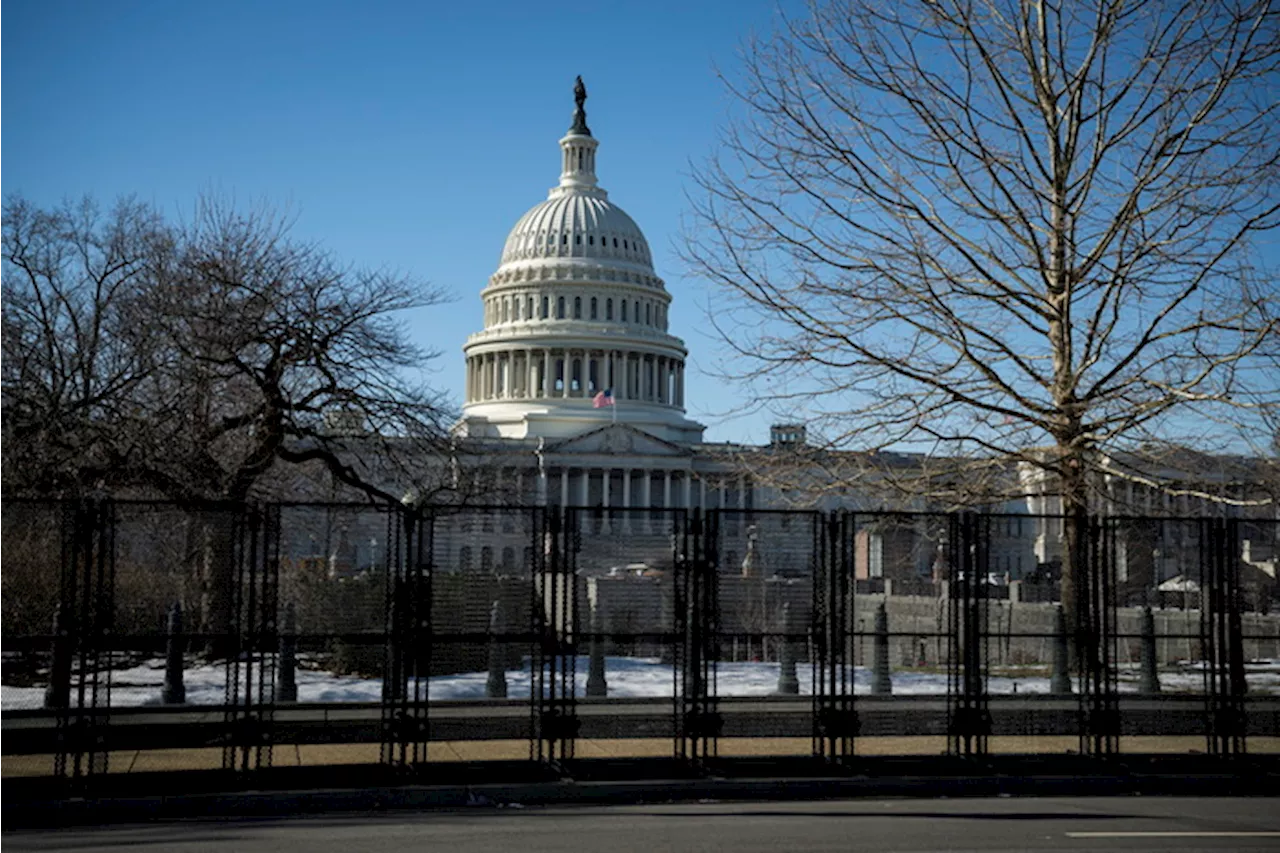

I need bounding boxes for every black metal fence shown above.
[3,499,1277,788]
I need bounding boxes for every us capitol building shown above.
[454,79,760,522]
[395,79,1267,588]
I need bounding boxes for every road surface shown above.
[5,796,1279,852]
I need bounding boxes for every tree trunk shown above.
[1059,456,1089,671]
[198,509,237,660]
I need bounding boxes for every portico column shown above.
[658,358,667,404]
[683,472,692,509]
[738,477,746,509]
[641,470,652,531]
[663,470,672,509]
[561,352,570,398]
[699,477,707,511]
[580,467,590,507]
[560,468,569,508]
[623,468,632,532]
[602,468,612,532]
[526,349,536,399]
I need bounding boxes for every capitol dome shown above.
[498,193,653,271]
[458,79,704,445]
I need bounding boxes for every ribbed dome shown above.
[499,193,653,268]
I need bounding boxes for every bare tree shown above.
[685,1,1280,634]
[2,196,172,495]
[3,194,458,653]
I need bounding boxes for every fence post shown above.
[1050,604,1072,694]
[872,601,892,695]
[776,602,799,695]
[161,602,186,705]
[485,599,508,699]
[1139,604,1160,694]
[586,603,608,697]
[43,605,72,710]
[277,601,298,703]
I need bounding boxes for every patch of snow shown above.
[4,656,1276,711]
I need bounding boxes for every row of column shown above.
[483,466,753,511]
[467,348,686,407]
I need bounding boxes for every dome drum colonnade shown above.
[460,78,699,442]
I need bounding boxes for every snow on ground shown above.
[4,656,1277,711]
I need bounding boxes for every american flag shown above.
[593,389,614,408]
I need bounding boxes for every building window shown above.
[645,303,651,325]
[621,301,628,322]
[606,298,613,320]
[541,296,549,319]
[590,297,598,319]
[459,546,472,572]
[557,296,566,319]
[574,296,582,319]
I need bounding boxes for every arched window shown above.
[573,296,582,319]
[621,301,628,322]
[590,297,598,320]
[528,296,535,319]
[459,546,473,572]
[480,546,494,573]
[645,303,651,325]
[606,298,613,321]
[502,546,515,570]
[557,297,566,319]
[501,300,509,323]
[635,301,641,323]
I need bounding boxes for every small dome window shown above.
[588,235,594,245]
[573,296,582,319]
[590,297,598,320]
[606,298,613,320]
[621,301,628,322]
[575,234,581,244]
[557,297,566,319]
[541,296,550,319]
[613,238,618,247]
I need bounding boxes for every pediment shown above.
[550,424,689,457]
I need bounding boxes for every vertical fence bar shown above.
[52,499,116,783]
[1202,517,1246,757]
[947,512,990,757]
[677,508,720,765]
[1075,514,1119,757]
[533,505,579,766]
[813,510,857,762]
[220,504,280,775]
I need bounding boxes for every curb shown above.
[6,771,1279,829]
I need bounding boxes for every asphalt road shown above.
[5,796,1280,853]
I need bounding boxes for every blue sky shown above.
[3,0,790,444]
